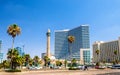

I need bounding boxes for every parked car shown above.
[95,66,106,69]
[28,66,42,70]
[107,65,112,68]
[111,65,120,69]
[35,66,42,69]
[77,65,84,70]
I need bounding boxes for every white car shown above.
[77,65,84,70]
[111,65,120,69]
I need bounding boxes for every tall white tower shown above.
[46,29,51,58]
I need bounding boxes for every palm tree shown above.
[95,50,99,55]
[68,35,75,60]
[64,60,67,68]
[56,60,62,66]
[71,58,77,67]
[29,58,33,66]
[33,56,40,66]
[114,50,117,55]
[113,50,118,64]
[43,56,50,67]
[95,50,100,66]
[7,24,21,49]
[68,36,75,43]
[23,54,31,66]
[7,48,22,69]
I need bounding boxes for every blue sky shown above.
[1,0,120,59]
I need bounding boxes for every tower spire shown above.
[46,29,51,58]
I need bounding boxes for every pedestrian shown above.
[84,65,88,70]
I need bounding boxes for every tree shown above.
[43,56,50,67]
[7,24,21,69]
[64,60,67,68]
[3,60,10,69]
[95,49,100,65]
[33,56,40,66]
[114,50,117,55]
[95,50,99,55]
[56,60,62,66]
[38,60,42,65]
[68,35,75,59]
[71,58,77,67]
[7,48,23,69]
[113,50,118,64]
[29,58,33,66]
[7,24,21,49]
[68,36,75,43]
[23,54,31,66]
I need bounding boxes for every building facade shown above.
[55,30,69,59]
[93,38,120,63]
[0,40,3,63]
[41,53,46,59]
[55,25,90,64]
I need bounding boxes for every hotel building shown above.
[93,38,120,63]
[55,25,90,64]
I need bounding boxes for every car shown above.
[111,65,120,69]
[35,66,42,69]
[107,65,112,68]
[95,66,106,69]
[99,66,106,69]
[53,66,59,69]
[77,65,84,70]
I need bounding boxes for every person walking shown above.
[84,65,88,70]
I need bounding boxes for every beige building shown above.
[93,37,120,63]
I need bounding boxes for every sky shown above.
[1,0,120,59]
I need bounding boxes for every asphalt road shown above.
[0,69,120,75]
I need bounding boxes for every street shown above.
[0,69,120,75]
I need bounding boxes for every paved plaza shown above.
[0,69,120,75]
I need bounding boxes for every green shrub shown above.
[96,62,100,66]
[68,67,77,70]
[5,69,21,72]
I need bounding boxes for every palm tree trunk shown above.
[11,37,15,69]
[12,37,15,49]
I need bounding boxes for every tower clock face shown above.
[47,32,50,36]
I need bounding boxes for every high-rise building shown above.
[93,38,120,63]
[55,25,90,64]
[55,30,69,59]
[0,40,3,63]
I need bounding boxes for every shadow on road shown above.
[97,72,120,75]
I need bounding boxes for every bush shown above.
[68,67,77,70]
[96,62,100,66]
[5,69,21,72]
